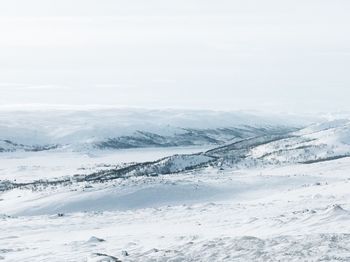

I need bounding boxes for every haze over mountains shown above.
[0,108,320,152]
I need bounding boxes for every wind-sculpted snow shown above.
[121,234,350,261]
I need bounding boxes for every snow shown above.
[1,156,350,261]
[0,108,316,151]
[1,114,350,261]
[247,120,350,165]
[0,146,211,183]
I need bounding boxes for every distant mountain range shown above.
[0,108,317,152]
[2,115,350,191]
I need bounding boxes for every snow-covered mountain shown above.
[0,139,59,153]
[0,108,314,152]
[94,126,290,150]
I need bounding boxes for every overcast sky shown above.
[0,0,350,113]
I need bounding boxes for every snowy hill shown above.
[0,108,310,152]
[249,119,350,165]
[94,126,291,150]
[0,139,58,152]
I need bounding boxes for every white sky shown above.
[0,0,350,113]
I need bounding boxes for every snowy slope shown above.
[1,157,350,261]
[249,119,350,165]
